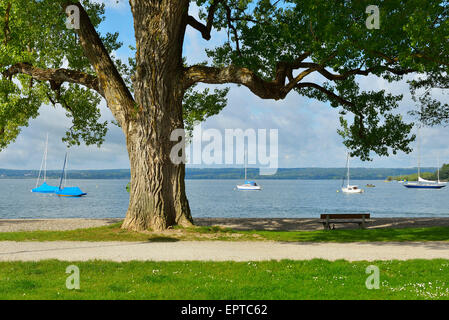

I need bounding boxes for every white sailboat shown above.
[236,150,261,191]
[404,129,446,189]
[341,153,364,194]
[31,134,59,193]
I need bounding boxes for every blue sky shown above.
[0,0,448,170]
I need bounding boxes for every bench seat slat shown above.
[320,214,370,219]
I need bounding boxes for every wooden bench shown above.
[320,213,371,230]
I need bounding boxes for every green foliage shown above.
[390,163,449,181]
[409,73,449,126]
[0,0,448,161]
[0,0,118,149]
[198,0,447,160]
[183,85,229,137]
[437,163,449,180]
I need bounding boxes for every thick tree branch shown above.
[274,52,311,84]
[184,48,415,107]
[186,0,222,40]
[186,16,212,40]
[296,82,354,107]
[297,62,414,80]
[3,62,102,95]
[63,2,135,125]
[184,65,286,99]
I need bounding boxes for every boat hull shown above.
[55,187,87,197]
[236,185,261,191]
[403,183,446,189]
[341,186,364,193]
[56,193,87,197]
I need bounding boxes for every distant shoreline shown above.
[0,167,437,180]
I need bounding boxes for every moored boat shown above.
[403,129,446,189]
[237,181,262,191]
[32,134,59,193]
[236,150,261,191]
[341,153,364,194]
[56,153,87,197]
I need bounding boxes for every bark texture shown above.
[121,0,193,231]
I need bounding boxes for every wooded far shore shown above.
[0,167,439,180]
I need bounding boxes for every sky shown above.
[0,0,448,170]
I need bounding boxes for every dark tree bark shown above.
[121,0,193,231]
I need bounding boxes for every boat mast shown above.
[59,153,67,190]
[417,127,421,179]
[35,133,49,188]
[43,133,48,182]
[347,153,350,187]
[438,153,440,183]
[244,149,247,181]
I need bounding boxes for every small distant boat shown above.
[55,153,87,197]
[237,180,262,191]
[32,134,59,193]
[366,184,376,188]
[237,150,261,191]
[341,153,364,194]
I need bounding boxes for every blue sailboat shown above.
[32,134,59,193]
[55,153,87,197]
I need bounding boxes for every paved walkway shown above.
[1,241,449,262]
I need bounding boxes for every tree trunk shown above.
[122,0,193,231]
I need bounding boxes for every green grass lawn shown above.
[1,222,449,242]
[1,259,448,299]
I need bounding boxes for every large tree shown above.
[1,0,447,230]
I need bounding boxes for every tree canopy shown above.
[0,0,447,158]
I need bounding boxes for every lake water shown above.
[1,179,449,219]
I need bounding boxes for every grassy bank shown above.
[1,259,448,299]
[1,222,449,242]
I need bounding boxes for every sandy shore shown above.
[1,217,449,232]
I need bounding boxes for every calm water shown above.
[1,179,449,219]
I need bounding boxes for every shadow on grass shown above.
[146,237,180,243]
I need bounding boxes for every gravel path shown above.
[1,241,449,262]
[3,217,449,232]
[0,219,122,232]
